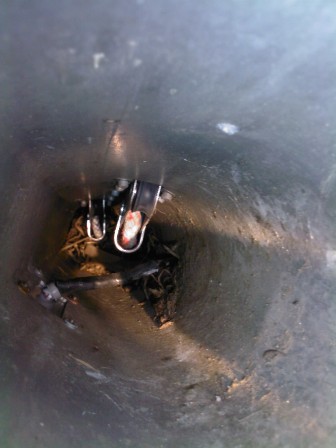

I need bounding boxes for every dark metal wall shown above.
[1,1,336,447]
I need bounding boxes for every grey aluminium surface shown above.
[1,1,336,447]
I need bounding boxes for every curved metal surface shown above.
[1,1,336,447]
[114,181,162,253]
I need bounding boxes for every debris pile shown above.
[58,210,180,326]
[60,215,112,274]
[137,232,179,325]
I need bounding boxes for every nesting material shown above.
[59,211,180,326]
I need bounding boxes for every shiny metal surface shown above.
[1,1,336,447]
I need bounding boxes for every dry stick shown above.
[60,238,96,252]
[65,232,85,244]
[64,218,86,245]
[74,217,86,237]
[162,244,179,259]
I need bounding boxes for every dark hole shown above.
[51,192,181,327]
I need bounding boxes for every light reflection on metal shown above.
[114,180,162,253]
[111,130,125,155]
[103,120,125,157]
[86,193,107,242]
[103,120,165,184]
